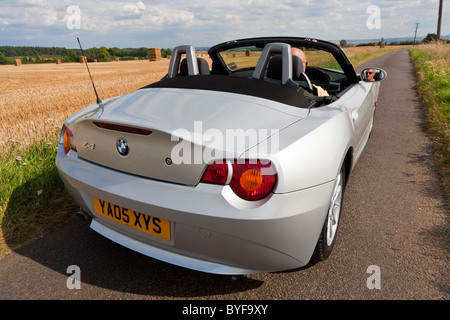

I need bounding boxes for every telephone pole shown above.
[436,0,443,40]
[413,23,420,46]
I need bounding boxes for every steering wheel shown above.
[305,67,331,91]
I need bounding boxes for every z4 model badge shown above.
[81,141,95,150]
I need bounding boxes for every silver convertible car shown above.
[56,37,386,274]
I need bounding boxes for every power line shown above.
[415,1,424,23]
[415,0,428,24]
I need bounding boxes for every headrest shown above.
[267,54,304,81]
[179,58,210,76]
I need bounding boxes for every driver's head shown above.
[291,47,307,71]
[366,68,375,81]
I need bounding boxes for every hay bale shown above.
[93,59,97,63]
[14,59,22,66]
[79,56,87,63]
[149,48,161,61]
[115,57,119,62]
[56,59,61,64]
[166,55,171,60]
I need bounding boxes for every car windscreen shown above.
[217,46,344,74]
[302,48,344,72]
[218,46,263,73]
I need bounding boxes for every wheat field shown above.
[0,46,407,154]
[0,59,174,154]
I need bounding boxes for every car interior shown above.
[146,40,361,108]
[175,45,351,97]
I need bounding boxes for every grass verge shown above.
[0,133,77,256]
[409,43,450,199]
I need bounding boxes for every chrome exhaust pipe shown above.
[76,208,92,223]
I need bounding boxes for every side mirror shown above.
[360,68,387,82]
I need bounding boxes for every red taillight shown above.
[200,162,229,185]
[230,160,276,201]
[63,127,76,154]
[201,160,277,201]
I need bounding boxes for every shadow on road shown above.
[2,172,263,297]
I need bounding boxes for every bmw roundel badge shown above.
[116,138,129,156]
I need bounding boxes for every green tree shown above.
[0,51,7,64]
[88,47,100,61]
[99,46,110,61]
[137,47,148,57]
[108,47,116,57]
[67,50,78,62]
[339,40,347,48]
[422,33,437,43]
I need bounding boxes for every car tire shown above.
[311,165,345,262]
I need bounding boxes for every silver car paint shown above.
[244,82,379,193]
[57,147,335,274]
[73,88,309,186]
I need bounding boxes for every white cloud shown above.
[17,0,49,6]
[119,1,146,19]
[0,0,448,48]
[1,2,61,27]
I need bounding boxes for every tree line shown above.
[0,46,172,64]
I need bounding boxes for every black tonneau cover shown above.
[141,75,313,109]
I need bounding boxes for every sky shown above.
[0,0,448,49]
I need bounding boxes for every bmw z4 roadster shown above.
[56,37,386,274]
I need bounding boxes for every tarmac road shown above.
[0,50,448,303]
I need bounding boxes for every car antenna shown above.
[77,37,103,105]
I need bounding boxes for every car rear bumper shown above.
[56,148,334,274]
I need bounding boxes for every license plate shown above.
[93,197,171,240]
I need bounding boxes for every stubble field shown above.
[0,59,171,154]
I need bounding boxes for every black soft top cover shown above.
[141,75,312,109]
